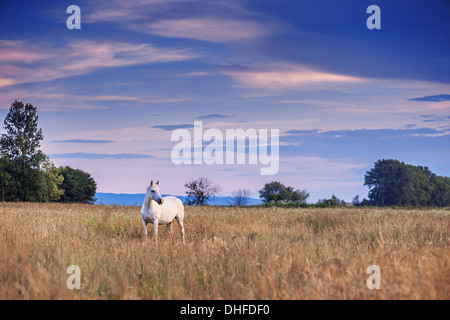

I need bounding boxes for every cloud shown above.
[421,114,450,123]
[280,127,450,163]
[0,86,191,112]
[52,139,115,144]
[142,18,272,43]
[147,97,192,104]
[63,42,194,72]
[0,78,16,87]
[285,129,320,135]
[219,63,365,90]
[0,40,197,87]
[283,128,448,139]
[279,100,309,104]
[196,114,232,120]
[89,96,140,102]
[0,40,53,63]
[84,0,191,23]
[84,0,287,44]
[410,94,450,102]
[83,95,191,105]
[176,72,213,77]
[0,90,110,111]
[152,124,194,131]
[49,152,154,160]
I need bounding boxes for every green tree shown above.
[430,176,450,207]
[405,165,432,206]
[317,194,343,207]
[259,181,309,203]
[59,166,97,203]
[364,159,410,206]
[1,100,44,167]
[0,100,45,201]
[1,100,98,203]
[259,181,284,202]
[38,157,64,202]
[291,188,310,203]
[0,154,14,202]
[365,159,450,207]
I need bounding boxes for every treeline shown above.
[0,101,96,203]
[183,177,346,207]
[182,164,449,209]
[257,159,450,208]
[363,159,450,207]
[258,181,344,208]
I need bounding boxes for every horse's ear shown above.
[150,180,153,186]
[156,180,159,185]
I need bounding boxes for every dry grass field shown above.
[0,202,449,300]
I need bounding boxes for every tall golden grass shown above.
[0,202,448,299]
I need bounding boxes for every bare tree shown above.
[231,188,251,206]
[184,177,221,205]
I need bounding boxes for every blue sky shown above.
[0,0,449,202]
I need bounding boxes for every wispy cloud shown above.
[86,95,191,105]
[0,40,53,63]
[84,0,191,23]
[197,114,232,120]
[142,18,272,43]
[285,129,320,135]
[84,0,288,44]
[421,114,450,123]
[0,88,191,111]
[280,127,450,161]
[52,139,115,144]
[410,94,450,102]
[49,152,154,160]
[220,63,365,90]
[279,100,310,104]
[0,40,198,87]
[176,72,213,77]
[152,124,195,131]
[0,90,110,111]
[89,96,140,102]
[283,127,448,139]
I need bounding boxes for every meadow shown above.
[0,203,449,300]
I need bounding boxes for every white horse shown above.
[140,180,185,244]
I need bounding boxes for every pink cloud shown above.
[143,18,272,43]
[0,40,198,88]
[221,63,366,90]
[0,40,53,63]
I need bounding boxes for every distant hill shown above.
[94,193,263,206]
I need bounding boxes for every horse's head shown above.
[147,180,164,205]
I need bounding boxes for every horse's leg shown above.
[167,222,173,243]
[142,219,148,240]
[153,220,159,244]
[175,217,185,245]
